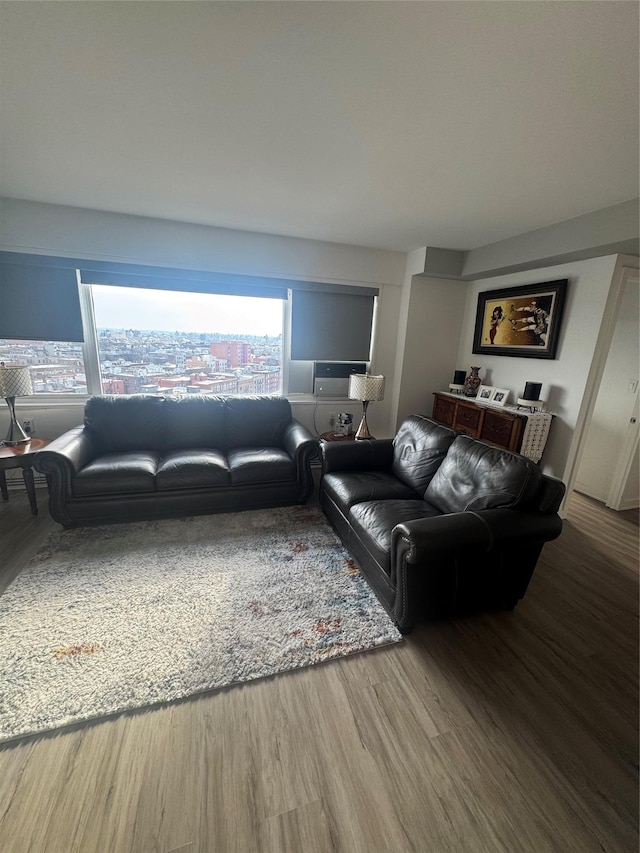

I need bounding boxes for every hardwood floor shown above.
[0,489,637,853]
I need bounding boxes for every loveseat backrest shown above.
[163,395,227,451]
[84,394,167,453]
[424,435,543,514]
[391,415,457,494]
[225,396,292,448]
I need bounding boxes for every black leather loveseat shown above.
[35,394,318,528]
[320,415,565,632]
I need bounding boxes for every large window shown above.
[91,285,284,397]
[0,252,379,400]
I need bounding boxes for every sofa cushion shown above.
[225,396,292,449]
[349,499,442,575]
[391,415,457,494]
[156,449,230,490]
[227,448,296,485]
[73,451,160,496]
[162,396,227,452]
[425,435,543,514]
[84,395,166,453]
[322,471,418,511]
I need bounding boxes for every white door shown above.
[574,272,639,508]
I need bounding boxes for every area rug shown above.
[0,505,402,742]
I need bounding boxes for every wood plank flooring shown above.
[0,489,637,853]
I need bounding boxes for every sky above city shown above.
[92,285,284,337]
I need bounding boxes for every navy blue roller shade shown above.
[0,258,84,342]
[291,289,375,361]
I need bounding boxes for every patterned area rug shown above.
[0,505,402,742]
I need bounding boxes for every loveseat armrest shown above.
[392,506,562,565]
[469,506,563,544]
[34,426,98,480]
[392,511,491,566]
[390,507,563,629]
[320,438,394,474]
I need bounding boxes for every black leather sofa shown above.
[35,394,318,528]
[320,415,565,632]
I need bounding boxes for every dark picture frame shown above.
[472,279,568,359]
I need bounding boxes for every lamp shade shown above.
[348,373,385,402]
[0,364,33,398]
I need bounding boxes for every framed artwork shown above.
[490,388,510,406]
[477,385,494,401]
[472,279,568,359]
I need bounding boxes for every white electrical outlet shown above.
[22,419,33,436]
[329,412,336,428]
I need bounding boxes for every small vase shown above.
[464,366,481,397]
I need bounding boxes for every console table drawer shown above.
[481,410,523,451]
[433,394,455,427]
[453,402,482,436]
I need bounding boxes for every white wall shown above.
[0,198,407,286]
[455,256,619,481]
[575,276,639,501]
[396,274,468,428]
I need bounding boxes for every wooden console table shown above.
[431,392,552,463]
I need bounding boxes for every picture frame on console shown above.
[490,388,510,406]
[477,385,494,401]
[472,279,568,359]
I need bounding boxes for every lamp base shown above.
[4,396,31,445]
[354,400,375,440]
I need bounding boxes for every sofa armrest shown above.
[34,426,98,480]
[320,438,394,474]
[282,419,318,461]
[33,426,99,527]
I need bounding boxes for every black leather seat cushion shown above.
[349,499,442,575]
[73,451,160,496]
[228,448,296,485]
[322,471,418,510]
[156,450,230,490]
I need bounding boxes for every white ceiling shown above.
[1,1,638,253]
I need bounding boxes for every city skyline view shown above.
[1,285,285,396]
[92,285,284,337]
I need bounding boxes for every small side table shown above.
[0,437,51,516]
[319,431,356,442]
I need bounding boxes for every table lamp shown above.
[0,362,33,445]
[348,373,385,440]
